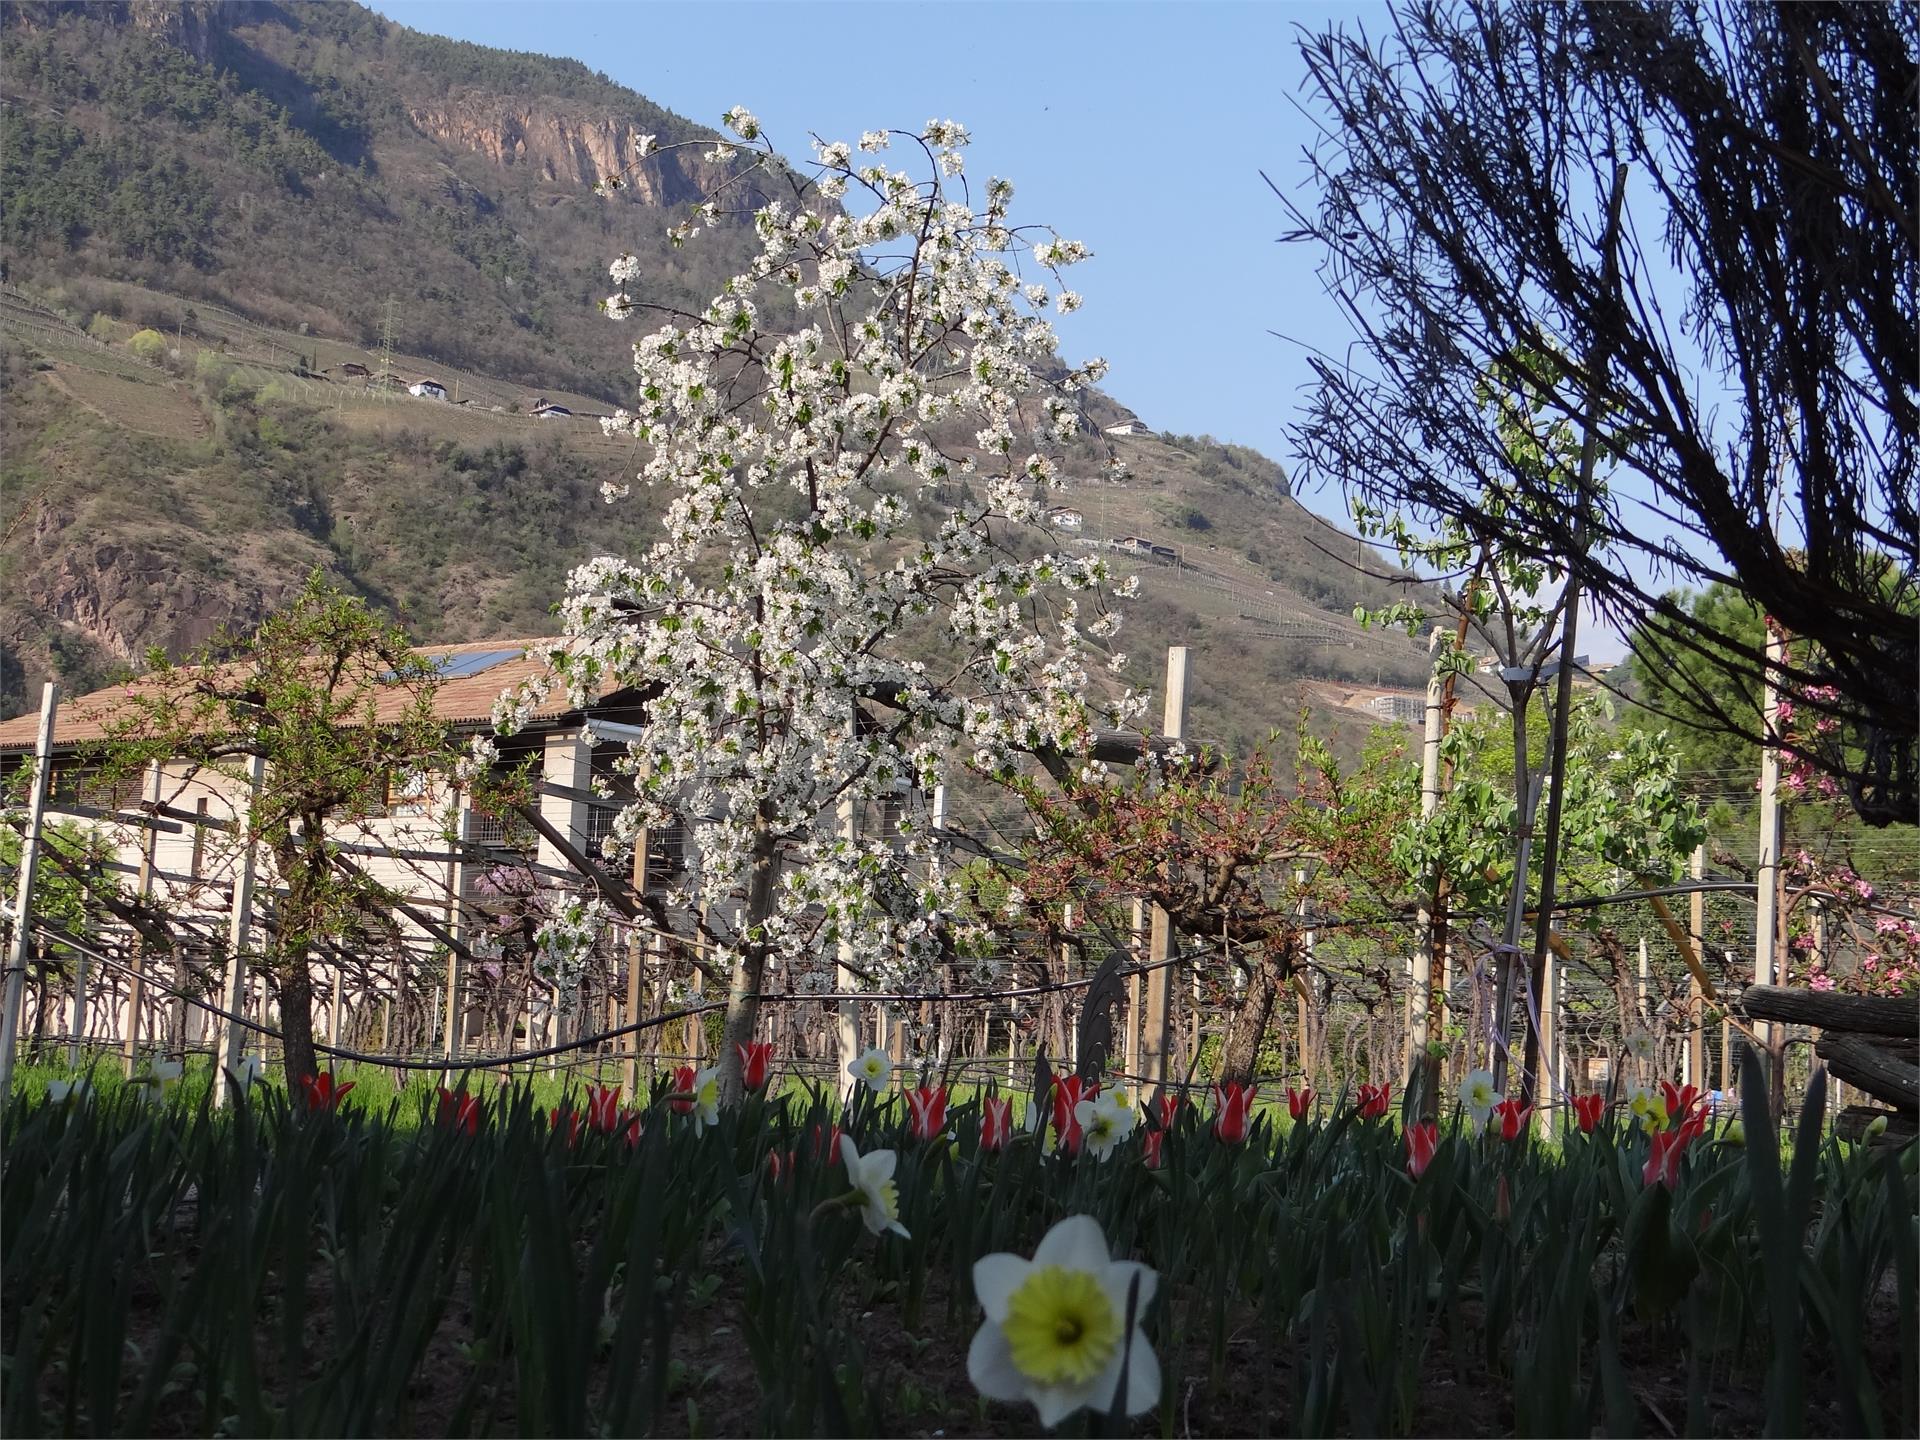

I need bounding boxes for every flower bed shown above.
[2,1060,1913,1437]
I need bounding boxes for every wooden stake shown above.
[624,815,651,1096]
[213,753,265,1109]
[440,789,473,1085]
[1688,845,1707,1092]
[835,793,860,1099]
[1755,628,1785,1117]
[123,761,161,1078]
[0,683,58,1108]
[1141,648,1189,1091]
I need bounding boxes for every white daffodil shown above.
[837,1135,909,1238]
[1460,1069,1498,1130]
[134,1059,185,1106]
[691,1065,722,1134]
[1074,1092,1137,1162]
[849,1046,893,1095]
[227,1055,264,1089]
[46,1079,89,1105]
[968,1214,1160,1427]
[1625,1031,1657,1064]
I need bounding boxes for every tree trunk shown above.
[717,806,780,1103]
[280,952,318,1086]
[1217,942,1291,1087]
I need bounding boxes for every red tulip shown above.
[811,1122,843,1160]
[1572,1093,1606,1133]
[1151,1093,1183,1131]
[1492,1097,1534,1141]
[1143,1128,1166,1170]
[767,1148,795,1182]
[1051,1076,1094,1155]
[299,1072,355,1112]
[1357,1082,1391,1119]
[549,1106,584,1147]
[980,1096,1013,1151]
[585,1084,622,1134]
[1210,1081,1257,1143]
[618,1108,642,1149]
[1678,1105,1711,1145]
[1659,1080,1701,1125]
[1643,1127,1690,1188]
[1287,1086,1315,1121]
[437,1087,480,1135]
[906,1085,951,1141]
[1495,1173,1513,1223]
[1404,1120,1439,1177]
[668,1064,697,1115]
[737,1041,773,1091]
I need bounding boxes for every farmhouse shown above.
[532,401,573,419]
[1103,418,1151,437]
[408,379,449,400]
[1046,506,1085,531]
[0,642,670,1059]
[333,362,371,379]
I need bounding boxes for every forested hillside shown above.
[0,0,1434,755]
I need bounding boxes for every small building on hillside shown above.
[409,379,449,400]
[1047,506,1085,531]
[1103,419,1151,438]
[334,362,371,380]
[532,401,573,420]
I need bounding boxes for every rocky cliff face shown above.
[9,0,225,60]
[406,102,729,205]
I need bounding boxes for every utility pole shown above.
[0,684,59,1109]
[1519,160,1629,1113]
[1140,646,1189,1093]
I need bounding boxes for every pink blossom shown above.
[1809,973,1835,992]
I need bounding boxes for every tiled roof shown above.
[0,639,576,752]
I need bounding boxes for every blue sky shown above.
[369,0,1637,656]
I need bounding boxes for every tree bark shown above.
[279,954,318,1087]
[1216,942,1291,1087]
[717,805,780,1104]
[1814,1033,1919,1112]
[1738,984,1918,1038]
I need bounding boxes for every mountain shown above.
[0,0,1433,757]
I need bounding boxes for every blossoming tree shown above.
[496,112,1138,1096]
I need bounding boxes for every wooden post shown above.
[624,817,651,1096]
[1687,844,1707,1093]
[835,793,861,1099]
[1755,628,1785,1116]
[1295,869,1312,1083]
[0,683,58,1106]
[213,754,265,1108]
[1125,897,1145,1078]
[440,790,473,1085]
[1141,647,1189,1091]
[1408,628,1446,1077]
[123,761,162,1077]
[1537,947,1558,1136]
